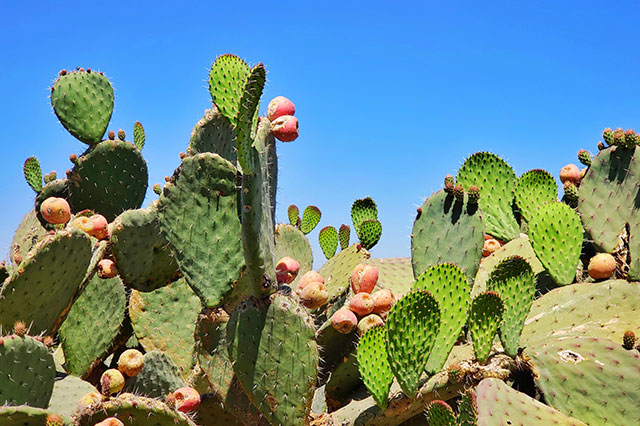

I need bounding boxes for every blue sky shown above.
[2,1,639,265]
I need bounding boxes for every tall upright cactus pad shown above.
[129,278,201,377]
[385,290,441,396]
[458,389,478,426]
[274,224,313,287]
[411,189,484,283]
[578,145,640,279]
[514,169,557,223]
[0,334,55,408]
[468,291,504,364]
[476,378,587,426]
[318,244,368,302]
[319,226,339,259]
[187,106,237,162]
[111,204,179,292]
[58,274,126,377]
[23,156,42,193]
[486,256,535,357]
[351,197,378,232]
[235,63,265,174]
[529,336,640,425]
[50,69,113,145]
[413,263,470,374]
[301,205,322,235]
[208,54,251,127]
[357,325,393,410]
[123,351,186,398]
[10,210,46,267]
[68,139,148,221]
[133,121,145,150]
[0,229,91,335]
[227,294,319,426]
[288,204,300,227]
[529,202,582,285]
[456,152,519,241]
[159,153,244,307]
[339,224,350,250]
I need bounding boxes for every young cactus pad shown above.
[357,325,393,410]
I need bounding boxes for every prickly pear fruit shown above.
[331,308,358,334]
[371,289,395,315]
[171,387,201,413]
[94,418,125,426]
[97,259,118,279]
[117,348,144,377]
[90,214,109,240]
[482,238,501,257]
[351,264,379,294]
[267,96,296,121]
[70,216,93,234]
[45,414,64,426]
[588,253,616,279]
[603,128,614,146]
[444,175,454,193]
[623,330,636,350]
[559,164,581,184]
[78,391,102,408]
[275,256,300,284]
[349,292,375,316]
[577,149,592,166]
[357,314,384,335]
[452,184,464,201]
[100,369,125,395]
[297,270,324,296]
[40,197,71,224]
[467,185,480,204]
[270,115,299,142]
[299,281,329,309]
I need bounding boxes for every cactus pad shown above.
[235,63,265,173]
[288,204,299,227]
[274,224,313,287]
[319,226,339,259]
[10,210,46,268]
[23,156,42,193]
[300,205,322,235]
[468,291,504,363]
[357,325,393,409]
[187,106,237,163]
[48,375,98,420]
[318,244,368,302]
[357,219,382,250]
[0,406,71,426]
[123,351,186,398]
[515,169,557,223]
[426,400,457,426]
[133,121,145,150]
[208,54,250,127]
[364,257,414,296]
[339,224,350,250]
[351,197,378,233]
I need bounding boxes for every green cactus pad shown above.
[300,205,322,235]
[364,257,414,296]
[133,121,145,150]
[476,378,587,426]
[458,389,478,426]
[468,291,504,364]
[68,139,148,221]
[529,336,640,425]
[351,197,378,235]
[339,224,350,250]
[235,63,265,174]
[227,294,319,426]
[357,325,393,410]
[23,157,42,193]
[58,274,126,377]
[34,179,69,229]
[274,224,313,287]
[529,202,582,285]
[111,204,180,292]
[187,106,237,163]
[123,351,186,398]
[288,204,299,227]
[51,69,113,145]
[0,228,91,335]
[426,400,457,426]
[318,244,368,302]
[75,393,197,426]
[486,256,535,357]
[315,315,359,386]
[357,219,382,250]
[10,210,46,268]
[208,54,250,126]
[325,352,363,409]
[159,153,244,308]
[413,263,470,374]
[129,278,201,377]
[578,145,640,279]
[412,189,484,283]
[456,152,519,241]
[0,334,55,408]
[319,226,339,259]
[385,290,441,396]
[47,375,97,420]
[515,169,557,223]
[0,406,71,426]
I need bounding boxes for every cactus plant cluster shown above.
[2,55,640,426]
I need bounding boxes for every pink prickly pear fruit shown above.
[270,115,299,142]
[588,253,616,279]
[267,96,296,121]
[97,259,118,279]
[331,308,358,334]
[100,368,125,395]
[171,387,201,413]
[349,292,375,316]
[350,264,379,294]
[357,314,384,336]
[482,238,501,257]
[275,256,300,284]
[94,418,125,426]
[117,348,144,377]
[371,289,395,315]
[40,197,71,224]
[559,164,581,184]
[90,214,109,240]
[299,281,329,309]
[296,270,324,296]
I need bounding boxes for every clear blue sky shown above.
[2,1,639,265]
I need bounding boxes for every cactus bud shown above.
[179,152,187,160]
[108,130,115,140]
[59,69,67,76]
[444,174,454,193]
[69,153,78,164]
[117,129,126,141]
[467,185,480,204]
[624,129,638,148]
[153,183,162,195]
[13,321,27,337]
[613,128,625,146]
[577,149,592,166]
[623,330,636,350]
[602,128,614,146]
[452,185,464,202]
[597,141,605,151]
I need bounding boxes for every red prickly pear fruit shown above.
[331,308,358,334]
[357,314,384,336]
[171,387,201,413]
[350,264,378,294]
[94,418,124,426]
[40,197,71,224]
[296,270,324,295]
[588,253,616,279]
[349,292,375,316]
[97,259,118,279]
[299,281,329,309]
[100,369,125,395]
[482,238,501,257]
[559,164,581,185]
[117,348,144,377]
[275,256,300,284]
[90,214,109,240]
[267,96,296,121]
[270,115,299,142]
[371,289,395,315]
